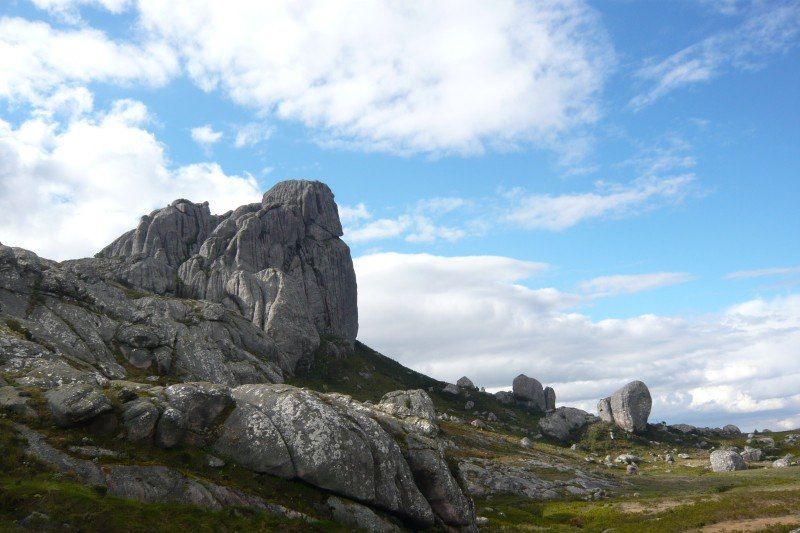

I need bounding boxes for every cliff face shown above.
[0,181,479,529]
[97,180,358,372]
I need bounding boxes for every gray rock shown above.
[403,433,475,528]
[457,376,475,389]
[122,399,160,442]
[626,464,638,475]
[601,381,651,433]
[520,437,533,448]
[709,450,746,472]
[164,382,233,443]
[773,454,793,468]
[374,389,438,436]
[494,391,514,405]
[740,446,763,462]
[459,456,617,502]
[45,384,112,427]
[722,424,741,435]
[0,386,36,419]
[538,407,596,441]
[512,374,545,411]
[670,423,696,434]
[327,496,400,533]
[215,384,436,527]
[597,397,613,423]
[464,400,475,410]
[19,511,51,529]
[154,407,187,448]
[442,383,460,395]
[544,386,556,411]
[207,455,225,468]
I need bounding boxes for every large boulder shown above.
[512,374,545,411]
[214,384,436,527]
[122,399,160,442]
[45,384,112,427]
[773,454,793,468]
[163,382,234,444]
[375,390,438,436]
[598,381,651,434]
[538,407,597,441]
[544,387,556,411]
[740,446,763,462]
[456,376,475,389]
[710,450,746,472]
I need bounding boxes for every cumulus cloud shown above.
[0,16,177,104]
[0,96,261,260]
[630,1,800,109]
[579,272,695,297]
[132,0,612,155]
[190,124,223,147]
[354,253,800,430]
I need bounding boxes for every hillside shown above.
[0,180,798,532]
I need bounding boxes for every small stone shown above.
[207,455,225,468]
[626,464,638,475]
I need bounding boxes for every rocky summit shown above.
[0,180,798,532]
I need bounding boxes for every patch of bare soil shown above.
[697,514,800,532]
[617,496,719,514]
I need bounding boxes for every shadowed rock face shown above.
[97,180,358,373]
[597,381,652,434]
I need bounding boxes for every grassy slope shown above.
[2,337,799,531]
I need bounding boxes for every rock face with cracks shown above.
[0,180,474,529]
[97,180,358,372]
[597,381,652,434]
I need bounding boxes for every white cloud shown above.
[630,2,800,109]
[30,0,133,22]
[0,16,177,104]
[338,203,371,226]
[504,175,693,230]
[355,253,800,430]
[0,96,261,260]
[191,124,223,147]
[579,272,695,297]
[134,0,612,155]
[726,265,800,280]
[234,122,274,148]
[344,197,473,244]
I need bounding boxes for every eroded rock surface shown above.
[710,450,746,472]
[538,407,597,441]
[597,381,652,434]
[512,374,546,411]
[98,180,358,372]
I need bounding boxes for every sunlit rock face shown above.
[97,179,359,373]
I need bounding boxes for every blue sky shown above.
[0,0,798,430]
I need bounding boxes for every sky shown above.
[0,0,798,431]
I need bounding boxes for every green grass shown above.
[290,339,543,432]
[477,472,800,532]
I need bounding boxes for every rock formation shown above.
[512,374,546,411]
[97,180,358,372]
[544,386,556,411]
[538,407,597,441]
[709,450,746,472]
[597,381,651,434]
